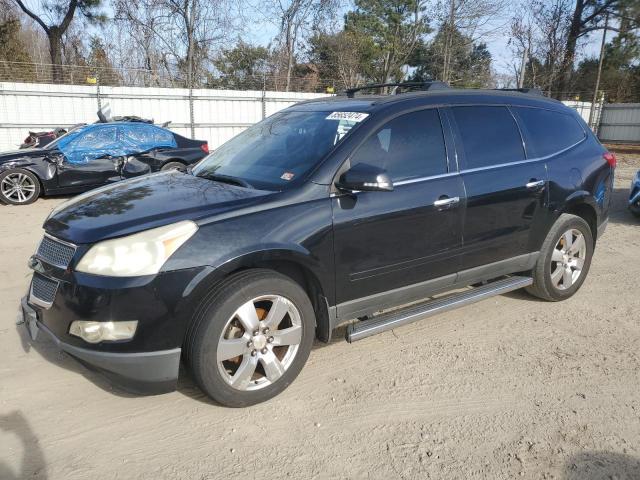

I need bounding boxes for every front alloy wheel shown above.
[217,295,303,391]
[0,169,40,205]
[188,269,315,407]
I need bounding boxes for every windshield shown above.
[192,110,366,190]
[44,125,87,150]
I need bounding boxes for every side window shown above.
[349,109,447,182]
[513,107,586,158]
[452,106,525,169]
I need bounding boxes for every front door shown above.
[56,125,121,188]
[447,105,548,270]
[331,108,465,319]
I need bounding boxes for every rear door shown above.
[448,105,548,271]
[331,107,465,318]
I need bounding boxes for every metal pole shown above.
[262,72,267,120]
[518,46,529,89]
[187,0,196,139]
[589,13,608,130]
[96,71,102,112]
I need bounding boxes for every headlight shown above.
[76,220,198,276]
[70,320,138,343]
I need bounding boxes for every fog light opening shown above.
[69,320,138,344]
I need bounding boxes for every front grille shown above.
[31,273,59,307]
[37,235,76,268]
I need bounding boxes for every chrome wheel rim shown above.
[1,172,36,203]
[217,295,303,391]
[550,228,586,290]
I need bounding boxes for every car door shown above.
[331,107,465,319]
[447,105,548,272]
[56,125,122,188]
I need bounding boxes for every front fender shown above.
[0,157,56,189]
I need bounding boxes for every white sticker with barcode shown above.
[326,112,369,122]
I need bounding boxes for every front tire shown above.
[526,213,594,301]
[188,269,315,407]
[0,168,40,205]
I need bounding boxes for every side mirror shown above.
[336,163,393,192]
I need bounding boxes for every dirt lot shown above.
[1,155,639,480]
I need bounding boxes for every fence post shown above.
[261,73,267,120]
[189,85,195,139]
[96,71,102,112]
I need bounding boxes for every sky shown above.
[241,1,607,79]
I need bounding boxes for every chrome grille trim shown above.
[36,233,77,269]
[29,273,59,309]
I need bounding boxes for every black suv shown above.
[20,84,615,406]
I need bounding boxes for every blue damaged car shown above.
[630,170,640,217]
[0,122,208,205]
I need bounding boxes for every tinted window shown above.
[452,106,525,169]
[349,109,447,182]
[514,107,585,158]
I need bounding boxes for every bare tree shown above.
[259,0,335,91]
[557,0,620,92]
[113,0,239,86]
[434,0,506,83]
[12,0,105,81]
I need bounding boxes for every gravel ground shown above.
[1,154,639,480]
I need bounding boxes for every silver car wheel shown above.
[550,228,586,290]
[1,172,36,203]
[217,295,303,391]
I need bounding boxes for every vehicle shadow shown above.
[564,451,640,480]
[608,187,638,227]
[0,411,47,479]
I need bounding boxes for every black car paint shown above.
[25,89,612,393]
[0,127,207,197]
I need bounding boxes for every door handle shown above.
[433,196,460,209]
[526,179,545,190]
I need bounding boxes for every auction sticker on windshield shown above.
[326,112,369,122]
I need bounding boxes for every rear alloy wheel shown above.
[526,213,594,301]
[0,169,40,205]
[549,229,586,291]
[188,270,315,407]
[161,161,186,172]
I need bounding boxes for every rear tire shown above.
[187,269,315,407]
[0,168,40,205]
[526,213,594,301]
[160,161,186,172]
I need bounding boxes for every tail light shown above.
[200,143,209,154]
[603,152,616,168]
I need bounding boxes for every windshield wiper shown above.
[195,172,254,189]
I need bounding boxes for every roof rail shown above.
[494,88,543,96]
[345,81,450,98]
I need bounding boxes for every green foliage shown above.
[345,0,430,83]
[408,24,492,88]
[208,41,272,89]
[0,12,35,81]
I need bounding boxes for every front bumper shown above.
[21,296,181,394]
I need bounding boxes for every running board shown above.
[345,276,533,343]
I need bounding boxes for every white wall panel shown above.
[0,82,329,150]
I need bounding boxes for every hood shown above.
[0,148,50,164]
[44,171,273,244]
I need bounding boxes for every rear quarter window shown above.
[452,106,525,169]
[513,107,586,158]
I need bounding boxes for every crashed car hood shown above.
[44,171,273,244]
[0,148,50,164]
